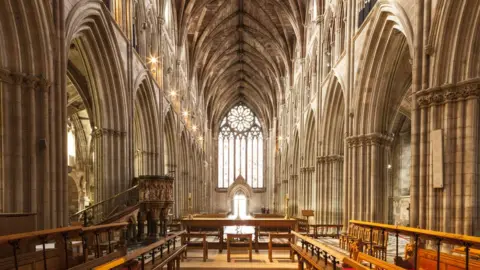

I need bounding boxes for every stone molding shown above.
[135,150,159,157]
[300,166,315,173]
[346,133,393,147]
[91,128,127,138]
[316,155,344,163]
[0,69,51,92]
[416,79,480,107]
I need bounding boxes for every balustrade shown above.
[0,222,128,270]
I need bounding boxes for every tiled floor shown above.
[181,250,297,269]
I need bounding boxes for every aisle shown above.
[181,250,297,269]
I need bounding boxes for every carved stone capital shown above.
[346,133,393,147]
[10,72,25,85]
[317,155,344,163]
[91,128,127,138]
[415,79,480,107]
[25,75,39,89]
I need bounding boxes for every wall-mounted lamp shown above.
[149,56,158,64]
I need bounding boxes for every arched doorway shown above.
[233,192,247,219]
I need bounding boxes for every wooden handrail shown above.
[292,230,346,261]
[70,185,138,218]
[81,222,129,233]
[350,220,480,246]
[356,252,405,270]
[93,230,186,269]
[0,226,82,245]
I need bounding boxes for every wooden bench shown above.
[181,232,208,262]
[185,225,223,252]
[226,233,252,262]
[354,252,404,270]
[416,248,480,269]
[268,233,293,262]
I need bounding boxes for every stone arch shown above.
[429,1,480,83]
[354,7,413,135]
[349,6,413,223]
[318,76,345,224]
[66,0,130,202]
[133,74,160,177]
[164,109,177,176]
[0,0,57,227]
[289,130,300,216]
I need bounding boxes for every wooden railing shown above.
[349,220,480,270]
[70,185,139,226]
[0,222,128,270]
[291,231,346,269]
[93,230,186,270]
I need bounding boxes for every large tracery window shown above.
[218,104,263,188]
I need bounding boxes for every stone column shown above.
[413,81,480,235]
[345,134,392,223]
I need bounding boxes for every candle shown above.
[188,192,192,199]
[286,193,289,200]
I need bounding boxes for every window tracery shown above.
[218,104,263,188]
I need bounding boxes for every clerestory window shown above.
[218,104,263,188]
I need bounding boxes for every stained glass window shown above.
[218,104,263,188]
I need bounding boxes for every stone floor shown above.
[314,233,409,263]
[181,250,297,269]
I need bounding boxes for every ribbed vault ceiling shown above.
[183,0,304,129]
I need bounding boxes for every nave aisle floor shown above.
[181,250,297,269]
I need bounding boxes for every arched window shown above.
[218,104,263,188]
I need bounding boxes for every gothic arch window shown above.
[218,104,263,188]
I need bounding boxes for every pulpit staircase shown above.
[69,184,140,227]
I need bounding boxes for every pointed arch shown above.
[353,4,413,135]
[133,75,160,177]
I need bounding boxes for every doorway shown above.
[233,193,247,219]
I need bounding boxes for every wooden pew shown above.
[354,252,405,270]
[93,230,186,270]
[291,231,345,269]
[417,248,480,270]
[0,222,128,270]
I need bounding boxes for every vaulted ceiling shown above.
[179,0,306,129]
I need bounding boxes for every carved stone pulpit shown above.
[138,175,174,238]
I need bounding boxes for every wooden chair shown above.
[181,232,208,262]
[226,233,252,262]
[268,233,294,262]
[340,223,355,250]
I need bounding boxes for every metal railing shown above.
[70,185,139,226]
